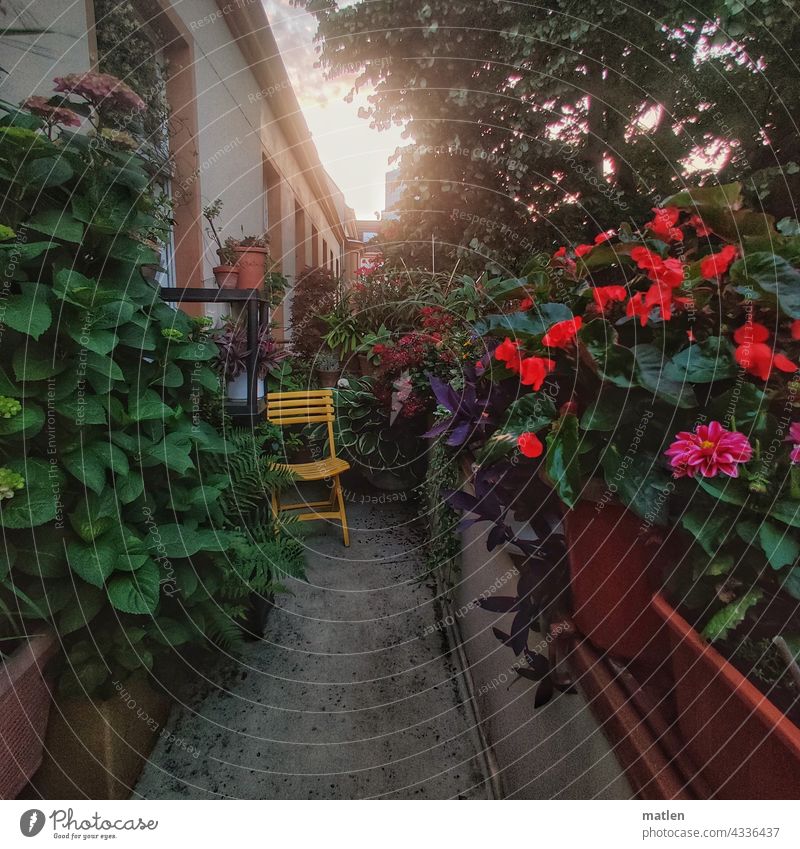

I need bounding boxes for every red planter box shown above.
[653,593,800,799]
[565,500,668,663]
[0,631,58,799]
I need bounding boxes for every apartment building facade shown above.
[0,0,362,338]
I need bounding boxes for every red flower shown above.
[519,296,534,311]
[700,245,738,280]
[518,432,544,458]
[792,320,800,341]
[629,246,684,288]
[626,293,651,327]
[644,283,674,321]
[689,214,712,237]
[541,317,582,349]
[733,321,769,346]
[574,243,594,258]
[592,285,627,312]
[646,207,683,242]
[494,337,523,373]
[594,229,616,245]
[735,343,797,380]
[519,356,556,391]
[552,246,567,259]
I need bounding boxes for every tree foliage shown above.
[303,0,800,272]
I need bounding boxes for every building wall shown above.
[0,1,92,105]
[0,0,351,339]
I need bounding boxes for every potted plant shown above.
[214,319,285,401]
[226,233,270,290]
[450,184,800,793]
[202,199,239,289]
[315,350,341,388]
[356,324,391,376]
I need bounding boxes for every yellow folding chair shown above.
[266,389,350,546]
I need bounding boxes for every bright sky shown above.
[263,0,404,220]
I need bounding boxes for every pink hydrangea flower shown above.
[22,96,82,127]
[665,421,752,479]
[53,72,145,112]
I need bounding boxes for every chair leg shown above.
[333,475,350,547]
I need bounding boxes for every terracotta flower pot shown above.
[564,499,668,663]
[232,245,269,289]
[652,593,800,799]
[0,630,58,799]
[213,265,239,289]
[317,368,339,388]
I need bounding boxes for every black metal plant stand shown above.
[159,287,270,424]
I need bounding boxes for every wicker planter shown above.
[564,500,668,664]
[33,674,171,799]
[652,593,800,799]
[0,631,58,799]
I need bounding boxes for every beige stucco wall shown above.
[1,0,347,334]
[0,1,92,105]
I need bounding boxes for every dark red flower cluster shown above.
[419,305,455,333]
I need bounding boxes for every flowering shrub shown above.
[456,183,800,658]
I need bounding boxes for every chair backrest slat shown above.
[266,390,338,458]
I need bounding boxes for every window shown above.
[322,238,328,270]
[311,224,319,266]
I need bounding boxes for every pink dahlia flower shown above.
[784,422,800,464]
[664,421,752,479]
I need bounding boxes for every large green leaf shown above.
[145,524,230,558]
[12,344,63,381]
[663,182,742,210]
[66,538,117,588]
[545,414,582,508]
[3,282,51,339]
[759,520,800,569]
[58,583,104,635]
[0,458,62,528]
[0,402,44,437]
[107,559,160,614]
[663,337,736,383]
[473,302,573,338]
[730,252,800,319]
[129,388,174,422]
[26,209,84,243]
[633,344,697,408]
[61,445,106,494]
[600,442,670,525]
[21,155,73,189]
[578,319,635,387]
